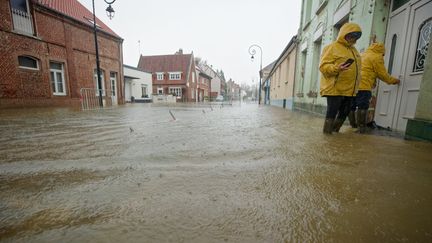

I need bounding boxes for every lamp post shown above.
[248,44,262,105]
[92,0,116,107]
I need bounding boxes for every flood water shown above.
[1,103,432,242]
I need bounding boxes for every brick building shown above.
[195,66,212,102]
[137,49,196,102]
[0,0,124,108]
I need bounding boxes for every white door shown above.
[375,0,432,131]
[125,80,131,102]
[110,73,118,105]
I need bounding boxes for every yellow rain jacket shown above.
[359,43,398,91]
[319,23,362,97]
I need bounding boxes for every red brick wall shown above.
[0,1,123,108]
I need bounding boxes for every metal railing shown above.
[12,8,34,35]
[80,88,114,110]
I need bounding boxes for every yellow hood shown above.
[365,42,386,55]
[337,23,362,46]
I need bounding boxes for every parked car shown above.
[215,95,224,101]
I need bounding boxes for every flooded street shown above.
[1,103,432,242]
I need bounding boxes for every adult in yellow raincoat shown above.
[348,42,400,133]
[319,23,362,134]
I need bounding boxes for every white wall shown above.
[123,65,152,102]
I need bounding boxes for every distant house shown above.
[267,36,297,109]
[226,79,240,101]
[137,49,196,102]
[123,65,152,102]
[0,0,124,108]
[195,66,212,102]
[199,64,224,100]
[261,61,276,105]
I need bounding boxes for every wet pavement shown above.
[1,103,432,242]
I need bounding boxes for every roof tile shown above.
[36,0,120,38]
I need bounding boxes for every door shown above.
[110,72,118,105]
[375,0,432,131]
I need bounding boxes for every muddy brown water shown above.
[1,103,431,242]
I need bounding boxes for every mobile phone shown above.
[343,58,354,67]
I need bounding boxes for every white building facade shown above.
[123,65,152,102]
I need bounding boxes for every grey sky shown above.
[80,0,301,85]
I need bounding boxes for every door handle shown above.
[398,75,403,85]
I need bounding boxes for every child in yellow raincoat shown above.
[348,42,400,133]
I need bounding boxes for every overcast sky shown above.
[80,0,301,85]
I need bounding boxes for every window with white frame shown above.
[94,69,105,96]
[156,72,164,80]
[169,72,181,80]
[49,62,66,95]
[18,55,39,70]
[157,87,163,94]
[141,84,147,97]
[169,87,182,97]
[110,72,117,96]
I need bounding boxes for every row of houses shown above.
[0,0,238,108]
[262,0,432,142]
[136,50,232,102]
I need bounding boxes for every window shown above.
[413,18,431,72]
[94,69,105,96]
[156,72,164,80]
[299,49,307,92]
[388,34,397,74]
[169,87,182,97]
[311,39,322,91]
[191,88,195,99]
[157,87,163,94]
[169,72,181,80]
[50,62,66,95]
[18,56,38,70]
[11,0,28,11]
[392,0,410,11]
[11,0,34,35]
[303,0,313,26]
[333,17,348,40]
[141,84,147,97]
[110,72,117,96]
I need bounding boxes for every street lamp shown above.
[248,44,262,105]
[92,0,116,107]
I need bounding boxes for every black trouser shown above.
[325,96,354,120]
[351,90,372,110]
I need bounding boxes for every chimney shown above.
[176,48,183,55]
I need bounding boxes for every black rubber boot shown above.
[348,111,357,128]
[323,119,334,134]
[333,119,345,132]
[357,109,367,133]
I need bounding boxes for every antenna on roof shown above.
[138,40,141,55]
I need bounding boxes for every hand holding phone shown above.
[339,58,354,71]
[343,58,354,67]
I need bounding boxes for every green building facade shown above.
[294,0,391,115]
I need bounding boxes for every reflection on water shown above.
[1,103,432,242]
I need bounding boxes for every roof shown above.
[137,54,193,75]
[36,0,120,38]
[196,67,213,80]
[262,61,277,72]
[267,35,298,79]
[124,64,151,74]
